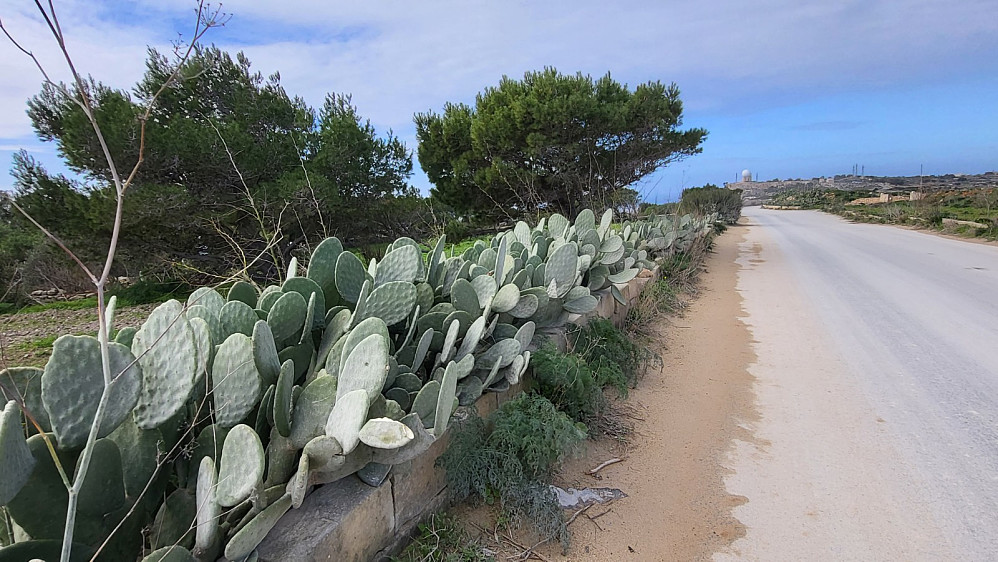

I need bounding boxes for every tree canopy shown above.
[415,68,707,219]
[5,46,426,297]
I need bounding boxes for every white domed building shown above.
[741,169,752,183]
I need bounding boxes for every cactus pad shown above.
[0,401,35,504]
[325,388,369,454]
[267,291,308,347]
[211,334,262,428]
[336,334,389,404]
[42,335,141,448]
[356,281,417,326]
[216,424,264,507]
[227,281,258,307]
[131,300,197,430]
[359,418,414,449]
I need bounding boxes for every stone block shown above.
[473,391,499,419]
[390,429,451,530]
[374,487,450,561]
[257,476,394,562]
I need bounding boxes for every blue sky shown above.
[1,0,996,202]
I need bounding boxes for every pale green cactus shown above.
[216,424,264,507]
[211,334,262,428]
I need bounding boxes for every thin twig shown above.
[588,457,623,475]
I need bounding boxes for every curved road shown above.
[718,208,998,561]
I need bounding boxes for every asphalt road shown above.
[717,207,998,561]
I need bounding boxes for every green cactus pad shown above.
[440,319,460,364]
[545,242,579,298]
[491,283,521,313]
[325,388,369,454]
[274,359,295,437]
[548,213,569,238]
[335,251,370,304]
[185,304,222,343]
[508,293,539,319]
[290,375,338,449]
[359,418,414,449]
[433,361,459,437]
[316,308,351,373]
[564,295,599,314]
[219,300,259,339]
[0,401,35,505]
[410,380,439,429]
[113,325,138,348]
[450,278,481,316]
[257,288,284,313]
[514,321,536,351]
[565,286,589,301]
[600,234,624,254]
[265,427,297,487]
[384,387,411,411]
[108,416,163,499]
[336,334,389,404]
[42,335,141,448]
[470,275,498,308]
[211,334,262,428]
[5,434,72,539]
[187,317,213,382]
[150,488,196,550]
[77,437,125,517]
[252,320,282,388]
[187,287,225,316]
[454,316,485,362]
[227,281,259,308]
[224,492,292,560]
[338,317,390,374]
[0,366,49,433]
[287,256,300,279]
[196,456,220,550]
[412,328,434,370]
[307,237,344,306]
[300,292,318,345]
[283,277,326,329]
[216,424,265,507]
[278,341,314,383]
[477,339,521,371]
[131,300,197,430]
[456,376,484,406]
[451,354,475,380]
[267,291,308,347]
[611,285,627,305]
[375,245,423,285]
[608,268,639,284]
[356,281,416,326]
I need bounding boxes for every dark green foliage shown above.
[488,394,586,480]
[680,184,743,224]
[568,318,650,397]
[416,68,706,219]
[391,513,493,562]
[437,394,584,550]
[3,46,424,302]
[529,345,602,423]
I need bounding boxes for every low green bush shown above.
[568,318,651,397]
[437,394,585,550]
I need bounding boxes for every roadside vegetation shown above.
[769,188,998,240]
[429,231,718,560]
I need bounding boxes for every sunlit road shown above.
[718,207,998,561]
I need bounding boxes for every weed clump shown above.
[437,394,585,550]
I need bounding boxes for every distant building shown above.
[742,169,752,182]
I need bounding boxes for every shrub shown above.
[680,184,742,224]
[437,394,584,550]
[568,318,651,396]
[530,344,602,423]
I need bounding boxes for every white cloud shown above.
[1,0,996,185]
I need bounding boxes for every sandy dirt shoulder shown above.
[532,225,757,561]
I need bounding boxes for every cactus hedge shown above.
[0,209,716,560]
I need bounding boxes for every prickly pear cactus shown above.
[132,300,197,430]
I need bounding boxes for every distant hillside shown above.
[728,172,998,206]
